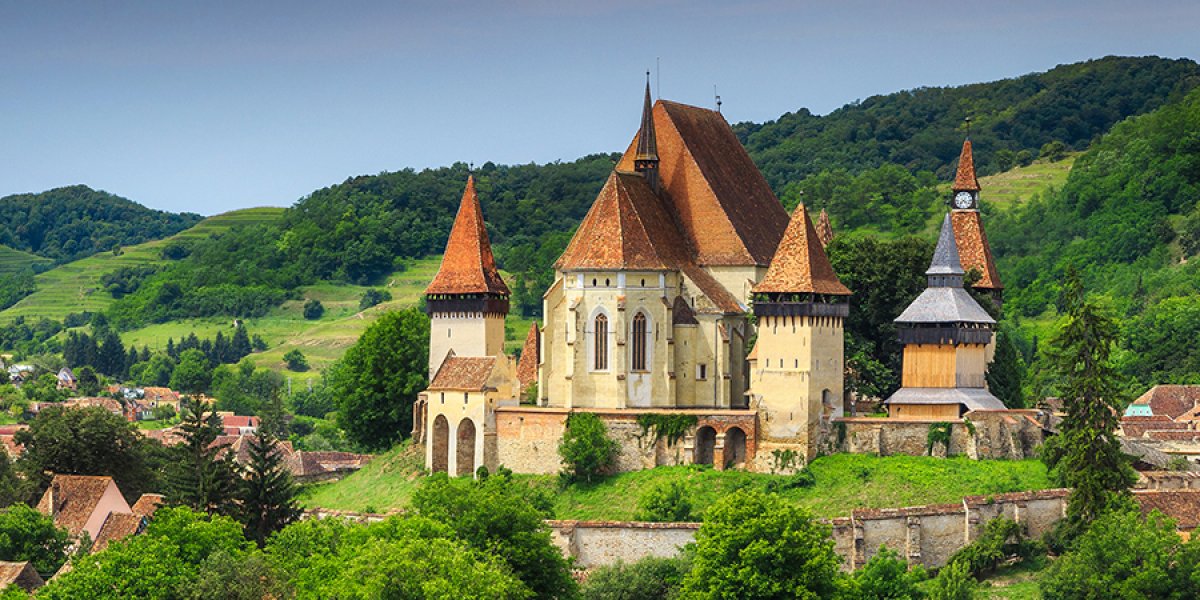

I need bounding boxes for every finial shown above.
[964,116,972,139]
[714,85,722,113]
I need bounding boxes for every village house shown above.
[0,561,44,593]
[55,367,76,391]
[36,474,134,543]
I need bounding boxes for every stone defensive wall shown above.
[829,409,1045,460]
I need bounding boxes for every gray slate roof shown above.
[884,387,1007,411]
[895,287,995,324]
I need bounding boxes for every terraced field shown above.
[0,207,285,323]
[976,154,1077,210]
[0,245,51,276]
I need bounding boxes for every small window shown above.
[594,314,609,370]
[592,278,598,287]
[697,364,708,380]
[440,393,445,404]
[795,359,799,368]
[632,312,648,371]
[448,328,452,338]
[463,393,469,404]
[605,278,611,287]
[641,279,646,287]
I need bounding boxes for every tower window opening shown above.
[632,312,648,371]
[594,313,609,370]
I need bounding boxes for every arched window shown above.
[594,314,609,370]
[632,312,648,371]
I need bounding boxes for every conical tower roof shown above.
[952,139,980,192]
[752,204,850,296]
[634,77,658,163]
[425,176,510,296]
[894,213,993,325]
[927,213,965,279]
[816,209,835,248]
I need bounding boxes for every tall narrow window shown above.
[594,314,608,370]
[632,312,647,371]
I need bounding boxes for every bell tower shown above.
[425,176,510,378]
[949,136,1004,309]
[747,204,851,461]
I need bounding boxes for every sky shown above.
[1,1,1197,215]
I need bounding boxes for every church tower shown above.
[884,213,1005,419]
[424,176,510,378]
[748,204,851,461]
[948,138,1003,308]
[633,75,660,191]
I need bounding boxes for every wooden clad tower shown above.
[424,176,511,378]
[748,204,851,460]
[884,213,1005,419]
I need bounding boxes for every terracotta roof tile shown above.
[746,341,758,361]
[0,561,43,592]
[680,262,744,314]
[753,204,851,296]
[616,100,788,266]
[556,172,688,271]
[425,176,510,296]
[36,475,117,537]
[1134,490,1200,530]
[1131,385,1200,421]
[92,512,144,552]
[130,494,165,517]
[953,140,980,192]
[816,209,835,248]
[428,356,497,391]
[672,295,698,325]
[952,211,1002,290]
[516,324,540,392]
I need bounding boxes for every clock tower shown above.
[948,136,1003,311]
[951,138,980,210]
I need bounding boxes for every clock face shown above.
[954,191,974,209]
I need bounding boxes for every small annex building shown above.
[36,474,133,542]
[0,561,44,593]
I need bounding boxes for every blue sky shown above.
[1,0,1197,215]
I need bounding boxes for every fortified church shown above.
[413,83,1038,476]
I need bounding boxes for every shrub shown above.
[282,349,308,372]
[946,517,1043,578]
[359,289,393,310]
[927,560,977,600]
[302,299,324,320]
[581,555,690,600]
[635,481,693,522]
[558,412,618,483]
[852,546,927,600]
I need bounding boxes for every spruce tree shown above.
[231,325,252,361]
[165,400,237,515]
[1041,268,1136,530]
[237,427,300,546]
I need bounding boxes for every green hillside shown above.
[0,245,51,276]
[976,154,1078,210]
[0,207,284,324]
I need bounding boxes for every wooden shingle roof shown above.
[952,210,1003,290]
[816,209,835,248]
[131,493,165,517]
[952,139,980,192]
[425,176,510,297]
[0,561,44,592]
[752,204,850,296]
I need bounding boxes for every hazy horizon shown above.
[2,1,1197,215]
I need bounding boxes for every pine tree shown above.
[165,400,238,515]
[213,331,229,364]
[986,329,1025,408]
[1041,268,1136,530]
[98,330,127,378]
[237,427,300,546]
[231,325,252,361]
[166,338,177,359]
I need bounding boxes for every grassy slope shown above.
[0,207,285,323]
[0,245,51,276]
[977,154,1077,210]
[300,449,1053,521]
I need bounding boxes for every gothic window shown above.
[594,313,609,370]
[632,312,648,371]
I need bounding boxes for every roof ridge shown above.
[752,203,850,296]
[953,139,981,192]
[927,213,965,278]
[425,176,510,296]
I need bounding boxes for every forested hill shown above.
[735,56,1200,189]
[0,185,203,262]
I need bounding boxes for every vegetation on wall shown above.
[636,413,699,447]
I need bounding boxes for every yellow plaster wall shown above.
[428,311,506,378]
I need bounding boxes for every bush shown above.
[852,546,927,600]
[945,517,1042,578]
[927,561,977,600]
[558,412,618,483]
[302,299,324,320]
[282,349,308,372]
[635,481,693,522]
[359,289,392,310]
[581,555,690,600]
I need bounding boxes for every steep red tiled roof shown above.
[36,475,115,537]
[425,176,510,296]
[616,100,788,266]
[0,561,43,592]
[428,356,497,391]
[1121,417,1191,439]
[672,295,698,325]
[556,171,688,270]
[131,494,165,517]
[952,139,980,192]
[221,415,258,429]
[746,341,758,362]
[753,204,851,296]
[1131,386,1200,421]
[816,209,834,248]
[952,210,1003,290]
[92,512,144,552]
[516,324,540,393]
[1134,490,1200,530]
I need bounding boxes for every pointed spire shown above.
[425,176,510,296]
[753,204,851,296]
[952,139,981,192]
[927,213,965,285]
[816,209,835,248]
[634,73,658,167]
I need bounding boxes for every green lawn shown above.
[0,245,51,276]
[978,558,1048,599]
[0,207,285,324]
[977,155,1077,210]
[300,450,1053,521]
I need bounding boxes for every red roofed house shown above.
[0,561,44,593]
[220,414,259,436]
[36,475,133,542]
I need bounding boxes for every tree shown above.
[190,550,289,600]
[851,546,927,600]
[682,489,844,598]
[411,472,575,599]
[302,299,324,320]
[75,365,100,396]
[282,349,308,372]
[236,430,301,546]
[635,481,693,522]
[131,353,175,387]
[329,308,429,450]
[0,504,72,577]
[15,405,158,503]
[558,411,618,483]
[1040,269,1137,532]
[359,288,392,310]
[1040,509,1200,600]
[1040,140,1068,162]
[581,555,691,600]
[926,561,977,600]
[230,325,252,359]
[96,330,127,378]
[165,401,238,516]
[986,329,1025,408]
[0,453,24,508]
[170,349,212,394]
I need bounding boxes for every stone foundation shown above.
[829,409,1045,460]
